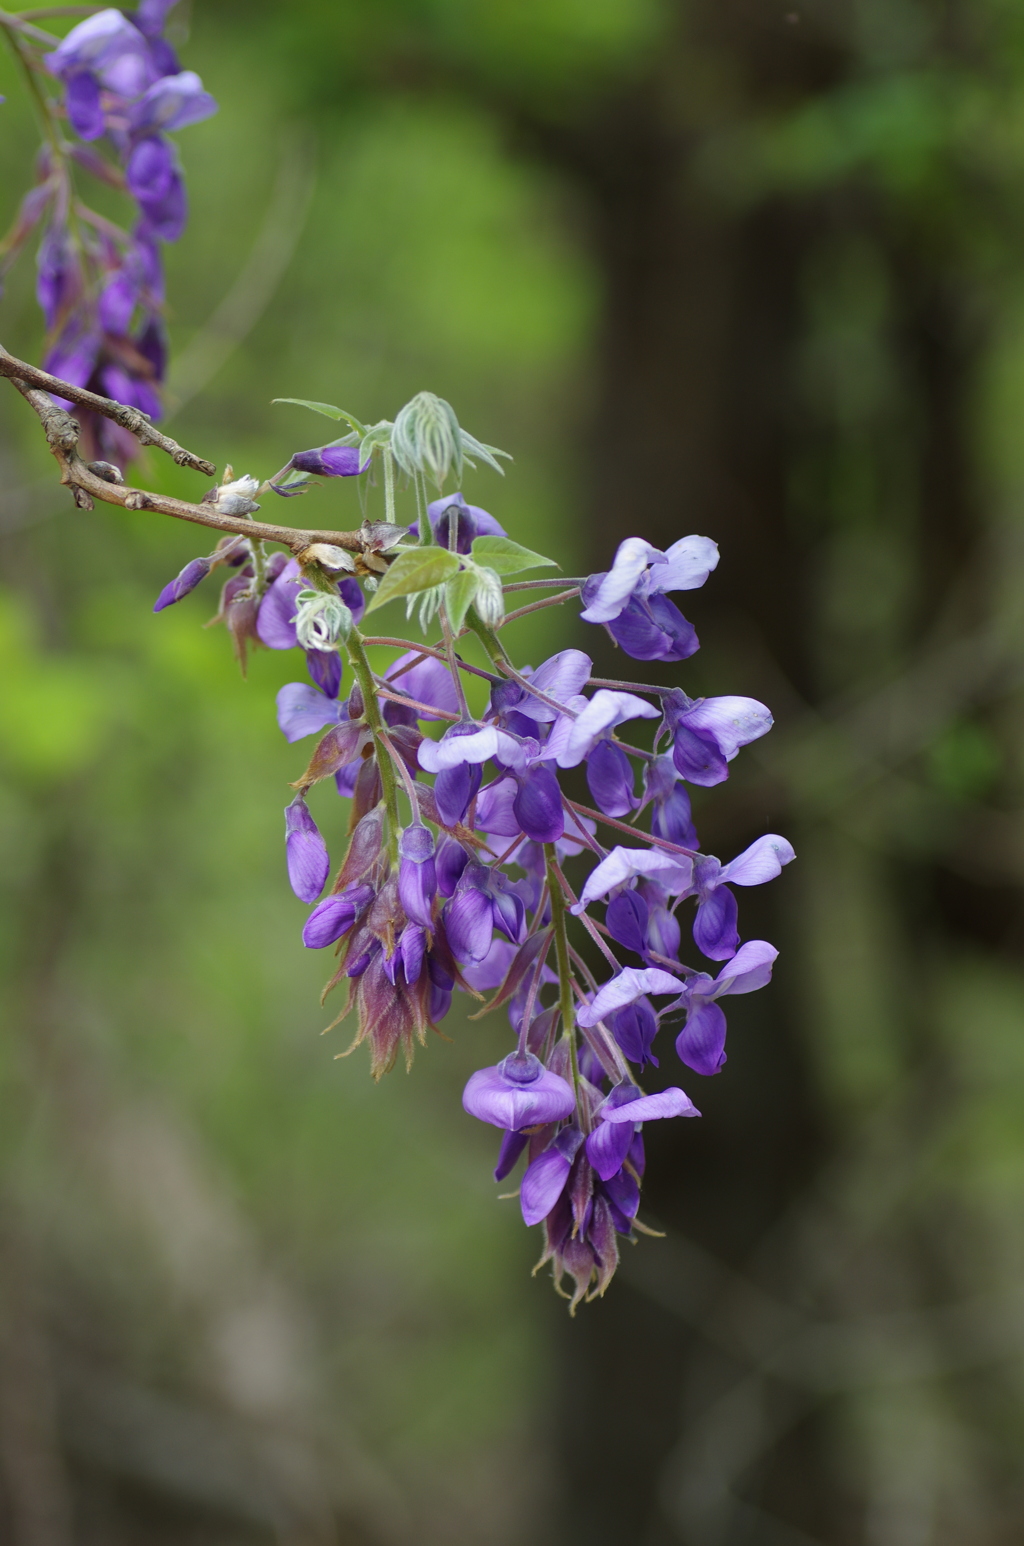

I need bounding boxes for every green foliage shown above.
[469,534,555,574]
[444,566,481,632]
[272,397,367,433]
[364,545,461,612]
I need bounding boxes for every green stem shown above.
[347,629,401,858]
[544,843,584,1126]
[383,448,396,527]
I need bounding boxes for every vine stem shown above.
[467,616,580,719]
[497,588,581,627]
[589,676,675,695]
[544,843,585,1128]
[358,637,499,684]
[565,798,699,859]
[439,606,472,719]
[376,726,421,824]
[347,630,401,858]
[502,577,587,593]
[373,685,460,722]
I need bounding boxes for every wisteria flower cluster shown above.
[3,9,793,1310]
[0,3,216,461]
[149,392,795,1310]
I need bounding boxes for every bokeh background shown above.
[3,1,1024,1542]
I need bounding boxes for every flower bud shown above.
[302,884,374,948]
[294,590,353,651]
[153,555,210,611]
[284,796,330,903]
[397,824,437,929]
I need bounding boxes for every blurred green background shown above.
[3,1,1024,1542]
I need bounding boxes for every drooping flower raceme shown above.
[5,16,796,1309]
[2,4,216,463]
[142,387,793,1309]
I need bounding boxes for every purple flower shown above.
[444,864,526,963]
[302,884,375,949]
[606,997,660,1067]
[520,1125,584,1225]
[275,683,346,743]
[45,12,153,121]
[462,1052,575,1131]
[580,536,717,660]
[572,845,693,915]
[425,492,506,553]
[285,795,330,903]
[419,722,532,776]
[64,68,105,140]
[126,135,186,241]
[436,837,470,896]
[547,689,658,770]
[586,739,638,818]
[689,834,795,961]
[270,442,369,493]
[397,824,437,928]
[152,554,210,611]
[494,650,592,725]
[580,535,719,625]
[576,966,687,1029]
[585,1083,699,1180]
[663,688,773,787]
[475,776,521,839]
[129,71,218,133]
[645,755,699,847]
[511,762,564,844]
[674,940,779,1075]
[605,889,650,955]
[382,650,459,724]
[600,592,700,663]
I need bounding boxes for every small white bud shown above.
[302,543,356,572]
[203,474,261,515]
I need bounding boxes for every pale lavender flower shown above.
[463,1052,575,1131]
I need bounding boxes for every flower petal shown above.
[598,1086,700,1122]
[647,535,719,595]
[711,939,778,996]
[719,834,796,887]
[579,538,663,624]
[576,966,686,1027]
[675,1000,728,1075]
[276,682,343,743]
[556,690,659,769]
[520,1147,572,1225]
[573,846,693,913]
[515,649,593,722]
[681,695,774,760]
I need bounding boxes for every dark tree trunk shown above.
[503,7,989,1543]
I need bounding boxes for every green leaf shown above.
[272,399,366,434]
[444,569,479,633]
[469,536,557,576]
[364,548,461,614]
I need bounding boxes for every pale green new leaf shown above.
[470,535,557,576]
[364,548,461,614]
[272,399,366,434]
[444,569,480,633]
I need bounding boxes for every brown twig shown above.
[2,357,374,556]
[0,343,217,473]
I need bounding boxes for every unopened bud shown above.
[294,589,353,651]
[301,543,356,572]
[471,565,504,627]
